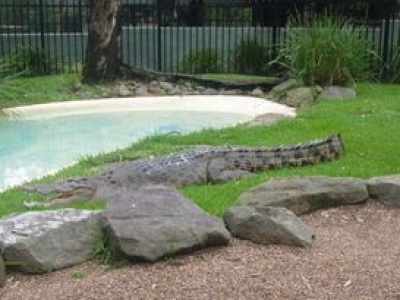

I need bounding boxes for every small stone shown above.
[159,81,175,92]
[221,89,240,95]
[148,81,162,95]
[203,88,218,95]
[246,113,290,126]
[250,87,265,98]
[113,84,132,97]
[135,85,149,96]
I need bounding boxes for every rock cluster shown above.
[269,79,357,107]
[0,173,399,284]
[105,80,268,99]
[85,78,357,109]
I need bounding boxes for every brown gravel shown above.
[1,201,400,300]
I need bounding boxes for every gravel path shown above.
[1,201,400,300]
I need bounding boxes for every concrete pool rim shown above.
[2,95,296,120]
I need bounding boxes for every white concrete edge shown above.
[2,95,296,120]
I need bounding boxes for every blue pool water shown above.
[0,110,250,191]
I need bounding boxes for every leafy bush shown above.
[182,48,223,74]
[3,47,52,76]
[233,39,274,74]
[0,58,25,112]
[275,16,376,86]
[380,46,400,83]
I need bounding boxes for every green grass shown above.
[0,73,107,109]
[0,76,400,217]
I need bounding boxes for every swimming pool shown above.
[0,96,295,191]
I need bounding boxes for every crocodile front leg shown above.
[24,185,97,208]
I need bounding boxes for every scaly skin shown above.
[23,134,344,207]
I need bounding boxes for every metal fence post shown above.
[156,0,162,71]
[38,0,47,73]
[381,17,391,80]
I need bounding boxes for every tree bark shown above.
[83,0,122,83]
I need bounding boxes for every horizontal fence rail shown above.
[0,0,399,76]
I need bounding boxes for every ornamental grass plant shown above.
[276,15,377,86]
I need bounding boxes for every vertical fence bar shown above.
[38,0,47,73]
[156,0,162,71]
[381,16,392,80]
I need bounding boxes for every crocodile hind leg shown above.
[206,157,254,183]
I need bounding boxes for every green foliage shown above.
[93,231,113,265]
[5,47,52,76]
[233,39,275,74]
[70,269,88,280]
[0,73,108,109]
[381,46,400,83]
[0,58,25,111]
[182,48,223,74]
[276,15,376,86]
[92,230,127,267]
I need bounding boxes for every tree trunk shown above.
[83,0,122,83]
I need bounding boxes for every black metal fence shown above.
[1,0,400,75]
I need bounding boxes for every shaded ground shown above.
[1,201,400,299]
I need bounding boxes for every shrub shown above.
[275,15,376,86]
[380,46,400,83]
[182,48,223,74]
[4,47,52,76]
[233,39,273,74]
[0,57,25,112]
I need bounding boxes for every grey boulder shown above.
[282,87,315,107]
[368,174,400,207]
[103,185,231,262]
[0,209,102,274]
[239,176,368,215]
[224,205,314,247]
[319,86,356,100]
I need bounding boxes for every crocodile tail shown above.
[328,133,344,158]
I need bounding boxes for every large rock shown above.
[367,174,400,207]
[103,185,231,262]
[246,113,290,127]
[239,176,368,215]
[0,209,102,274]
[318,86,356,100]
[224,206,314,247]
[281,87,315,108]
[270,79,299,94]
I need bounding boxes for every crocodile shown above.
[23,133,344,207]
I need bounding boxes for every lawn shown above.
[0,75,400,217]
